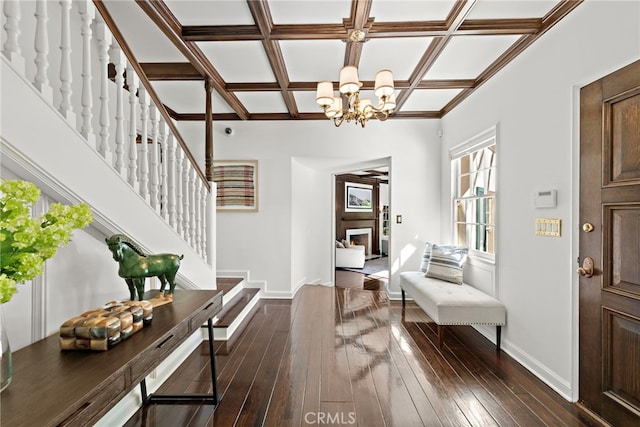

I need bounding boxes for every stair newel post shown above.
[138,86,150,202]
[95,14,112,162]
[2,0,25,73]
[112,45,126,175]
[58,0,75,125]
[126,62,139,190]
[78,0,95,145]
[188,167,196,249]
[159,118,169,220]
[149,104,160,211]
[175,146,185,237]
[166,130,177,227]
[34,0,53,102]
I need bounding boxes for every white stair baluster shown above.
[200,183,207,259]
[126,62,139,190]
[112,46,126,175]
[194,177,202,256]
[175,147,184,236]
[166,132,177,227]
[182,156,191,243]
[58,0,75,124]
[138,86,150,201]
[2,0,25,72]
[188,167,196,248]
[95,15,112,161]
[33,0,52,102]
[149,104,160,210]
[78,1,95,145]
[159,119,169,220]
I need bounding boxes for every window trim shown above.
[450,125,497,263]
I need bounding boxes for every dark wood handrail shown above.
[93,0,210,190]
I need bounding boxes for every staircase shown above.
[212,278,261,353]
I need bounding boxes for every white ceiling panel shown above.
[102,1,186,62]
[235,92,289,114]
[293,91,322,114]
[401,89,463,111]
[150,81,205,114]
[360,37,433,81]
[197,41,275,82]
[467,0,559,19]
[424,35,520,80]
[280,40,345,82]
[269,0,351,24]
[369,0,457,22]
[164,0,254,25]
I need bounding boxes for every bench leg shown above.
[437,325,445,349]
[496,325,502,351]
[401,289,405,307]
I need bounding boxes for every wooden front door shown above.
[579,59,640,426]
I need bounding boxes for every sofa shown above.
[335,245,366,269]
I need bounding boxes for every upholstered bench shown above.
[399,271,506,350]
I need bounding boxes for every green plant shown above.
[0,180,93,303]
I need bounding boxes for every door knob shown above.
[582,223,594,232]
[577,257,594,278]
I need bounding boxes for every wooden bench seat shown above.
[399,271,506,350]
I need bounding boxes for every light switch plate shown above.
[535,218,561,236]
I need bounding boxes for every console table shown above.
[0,289,223,427]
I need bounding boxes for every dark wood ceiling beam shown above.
[247,0,299,118]
[457,18,542,35]
[180,19,541,42]
[140,62,202,80]
[441,0,583,116]
[225,79,475,92]
[135,0,249,120]
[182,25,262,41]
[94,0,210,188]
[343,0,373,66]
[170,111,439,121]
[394,0,477,111]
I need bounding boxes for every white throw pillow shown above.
[425,244,468,284]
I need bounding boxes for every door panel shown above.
[603,91,640,186]
[579,59,640,426]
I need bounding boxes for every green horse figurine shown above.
[105,234,183,301]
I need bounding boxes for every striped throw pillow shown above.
[425,244,468,284]
[419,242,433,272]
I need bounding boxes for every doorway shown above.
[334,166,390,291]
[578,59,640,425]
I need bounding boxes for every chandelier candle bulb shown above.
[374,70,394,97]
[315,81,334,106]
[339,66,360,94]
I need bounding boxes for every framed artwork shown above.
[213,160,258,211]
[345,182,373,212]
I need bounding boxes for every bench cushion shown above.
[400,271,505,326]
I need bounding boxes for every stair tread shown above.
[216,277,244,295]
[214,288,260,328]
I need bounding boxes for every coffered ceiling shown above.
[99,0,582,124]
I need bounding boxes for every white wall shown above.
[215,119,441,297]
[1,56,215,349]
[439,0,640,400]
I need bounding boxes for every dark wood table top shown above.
[0,289,222,427]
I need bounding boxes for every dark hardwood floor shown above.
[124,285,597,427]
[335,269,387,291]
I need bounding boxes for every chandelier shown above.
[315,65,395,128]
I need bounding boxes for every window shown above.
[451,127,496,260]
